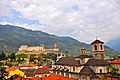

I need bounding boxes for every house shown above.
[109,59,120,74]
[21,68,50,78]
[52,39,109,80]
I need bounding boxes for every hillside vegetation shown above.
[0,25,119,56]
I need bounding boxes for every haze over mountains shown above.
[0,24,119,56]
[106,37,120,52]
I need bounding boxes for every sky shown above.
[0,0,120,43]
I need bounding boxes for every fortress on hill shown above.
[16,41,66,58]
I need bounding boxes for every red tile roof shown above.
[14,77,26,80]
[105,77,119,80]
[42,73,78,80]
[109,59,120,64]
[42,65,48,68]
[20,64,35,67]
[26,77,41,80]
[6,67,16,71]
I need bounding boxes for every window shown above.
[57,71,60,74]
[100,45,103,50]
[66,73,69,77]
[94,45,97,50]
[61,72,64,76]
[73,67,75,71]
[100,69,102,73]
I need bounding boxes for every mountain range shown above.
[106,37,120,53]
[0,24,119,56]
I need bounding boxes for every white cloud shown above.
[1,0,120,43]
[0,0,12,16]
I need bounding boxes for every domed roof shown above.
[81,46,86,49]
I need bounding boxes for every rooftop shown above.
[55,57,81,66]
[86,59,109,66]
[91,39,104,44]
[109,59,120,64]
[80,66,95,75]
[19,64,35,67]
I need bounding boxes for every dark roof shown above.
[91,39,104,44]
[21,68,50,77]
[79,66,95,75]
[86,59,109,66]
[55,57,81,66]
[34,68,50,75]
[90,75,100,79]
[21,69,35,77]
[76,55,93,58]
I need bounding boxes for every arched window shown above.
[100,69,102,73]
[100,45,102,50]
[94,45,97,50]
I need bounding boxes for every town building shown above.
[109,59,120,74]
[19,64,50,78]
[52,39,109,80]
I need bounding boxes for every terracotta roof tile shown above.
[6,67,16,71]
[42,73,79,80]
[109,59,120,64]
[19,64,35,67]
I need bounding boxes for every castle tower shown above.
[40,43,45,47]
[54,41,58,48]
[81,46,86,55]
[91,39,105,60]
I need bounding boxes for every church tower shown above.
[91,39,105,60]
[54,41,58,48]
[81,46,86,55]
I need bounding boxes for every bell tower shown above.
[91,39,105,60]
[81,46,86,55]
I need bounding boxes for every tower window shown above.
[100,45,102,50]
[94,45,97,50]
[100,69,102,73]
[73,67,75,71]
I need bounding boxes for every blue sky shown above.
[0,0,120,43]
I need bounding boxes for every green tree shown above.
[29,54,37,63]
[7,53,15,62]
[16,54,28,59]
[0,52,7,61]
[0,62,3,66]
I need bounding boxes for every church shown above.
[52,39,109,80]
